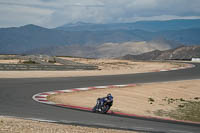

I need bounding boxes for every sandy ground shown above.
[48,80,200,120]
[0,59,24,64]
[0,58,185,78]
[0,116,138,133]
[59,57,184,72]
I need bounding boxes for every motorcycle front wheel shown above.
[101,105,110,114]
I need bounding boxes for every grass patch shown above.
[22,60,38,64]
[167,101,200,122]
[154,101,200,122]
[48,60,56,63]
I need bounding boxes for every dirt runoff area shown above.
[0,59,24,64]
[0,57,186,78]
[48,80,200,122]
[0,116,138,133]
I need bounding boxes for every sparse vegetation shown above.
[194,97,200,100]
[180,98,185,102]
[148,97,155,104]
[171,101,200,121]
[22,60,37,64]
[154,97,200,122]
[48,60,56,63]
[154,109,168,117]
[167,98,175,104]
[162,97,186,104]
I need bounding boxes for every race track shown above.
[0,63,200,133]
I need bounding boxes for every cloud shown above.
[0,0,200,28]
[0,2,53,27]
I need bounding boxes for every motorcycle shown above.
[92,98,113,114]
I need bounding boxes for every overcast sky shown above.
[0,0,200,28]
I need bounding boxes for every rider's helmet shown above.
[107,93,113,100]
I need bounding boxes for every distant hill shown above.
[0,24,69,54]
[121,46,200,60]
[0,19,200,55]
[57,19,200,32]
[26,41,171,58]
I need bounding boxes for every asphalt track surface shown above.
[0,63,200,133]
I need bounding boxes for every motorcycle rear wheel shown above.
[92,105,98,113]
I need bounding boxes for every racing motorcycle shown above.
[92,97,113,114]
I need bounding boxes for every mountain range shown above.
[0,19,200,56]
[56,19,200,32]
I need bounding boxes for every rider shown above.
[97,93,113,111]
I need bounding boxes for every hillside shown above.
[121,46,200,60]
[26,41,171,58]
[0,25,69,54]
